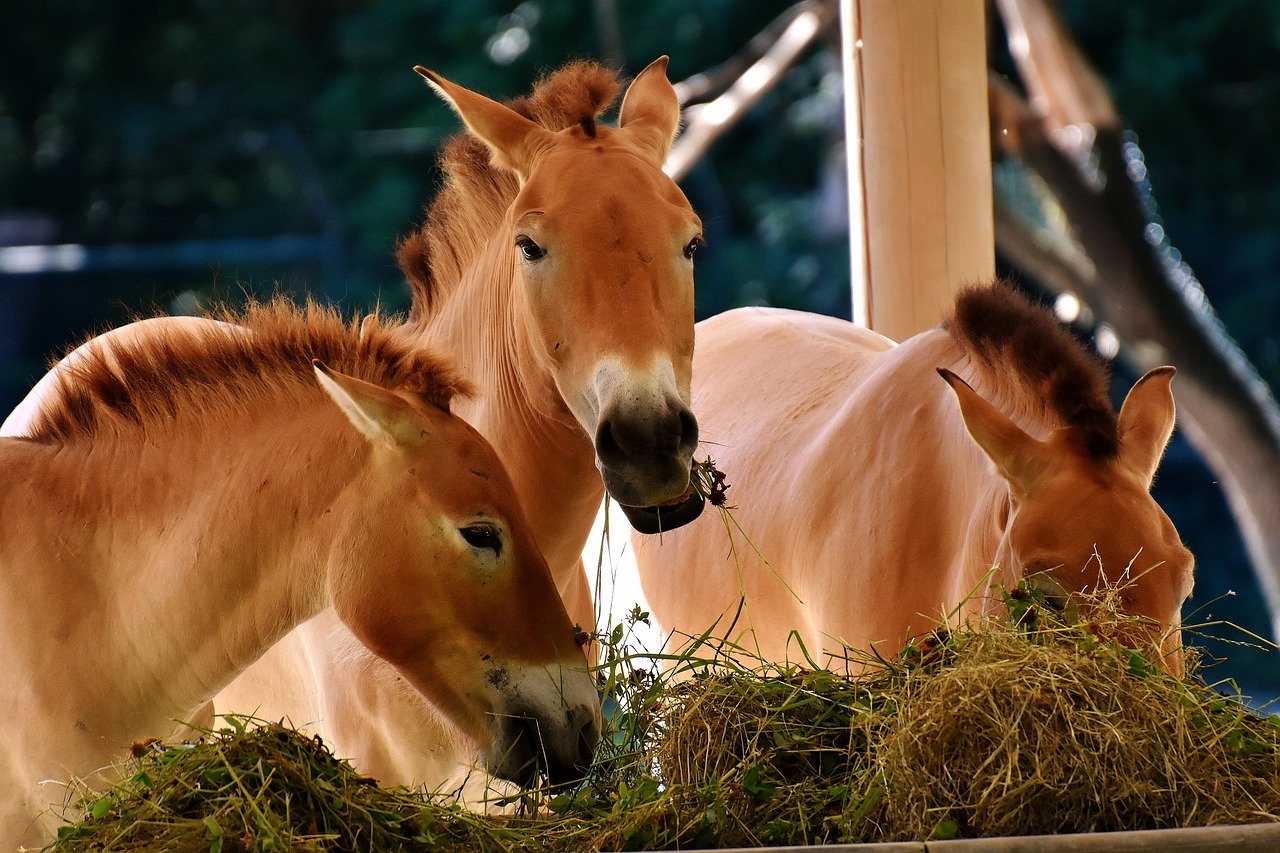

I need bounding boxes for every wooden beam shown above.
[845,0,995,340]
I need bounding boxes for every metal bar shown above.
[0,235,334,276]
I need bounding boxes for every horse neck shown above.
[413,236,603,576]
[48,403,356,735]
[841,330,1019,618]
[953,483,1021,620]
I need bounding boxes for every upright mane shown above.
[28,298,470,444]
[396,61,623,320]
[945,281,1118,459]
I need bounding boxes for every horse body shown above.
[637,286,1194,674]
[0,304,598,847]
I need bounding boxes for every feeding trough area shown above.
[54,583,1280,851]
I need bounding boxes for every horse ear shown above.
[314,361,419,448]
[1117,366,1177,488]
[618,56,680,166]
[415,66,553,179]
[938,368,1049,499]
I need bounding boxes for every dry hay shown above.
[877,629,1280,839]
[53,586,1280,850]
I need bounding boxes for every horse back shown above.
[693,307,893,447]
[638,309,896,662]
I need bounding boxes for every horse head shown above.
[941,366,1195,676]
[314,363,600,785]
[418,59,703,530]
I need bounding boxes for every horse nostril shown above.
[677,406,698,454]
[595,417,624,466]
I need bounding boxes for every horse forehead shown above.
[407,414,513,498]
[1019,472,1167,548]
[524,146,690,219]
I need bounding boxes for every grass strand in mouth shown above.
[54,585,1280,850]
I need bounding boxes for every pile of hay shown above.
[55,589,1280,850]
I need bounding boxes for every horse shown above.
[635,281,1195,676]
[0,300,599,847]
[5,58,702,789]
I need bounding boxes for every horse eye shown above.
[515,235,545,262]
[460,524,502,556]
[683,235,704,260]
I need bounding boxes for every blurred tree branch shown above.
[666,0,836,181]
[991,0,1280,640]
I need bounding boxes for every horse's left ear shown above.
[415,66,553,179]
[1117,366,1177,488]
[618,56,680,166]
[939,368,1050,500]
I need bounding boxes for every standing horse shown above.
[636,282,1195,675]
[0,301,598,847]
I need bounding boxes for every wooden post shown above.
[842,0,995,340]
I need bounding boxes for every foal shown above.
[636,282,1195,675]
[0,301,598,846]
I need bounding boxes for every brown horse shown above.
[0,301,598,847]
[5,60,699,791]
[636,282,1195,676]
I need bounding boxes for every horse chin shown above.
[619,491,706,535]
[484,713,591,790]
[485,715,543,789]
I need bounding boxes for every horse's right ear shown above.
[314,361,419,448]
[415,66,553,180]
[938,368,1050,500]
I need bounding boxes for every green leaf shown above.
[90,796,113,820]
[931,818,960,839]
[1126,648,1153,679]
[742,762,777,800]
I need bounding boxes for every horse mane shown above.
[944,281,1119,459]
[28,298,471,444]
[396,61,623,321]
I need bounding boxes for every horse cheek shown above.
[328,545,440,667]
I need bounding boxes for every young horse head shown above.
[940,286,1195,673]
[0,300,598,845]
[400,58,703,526]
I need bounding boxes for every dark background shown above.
[2,0,1277,697]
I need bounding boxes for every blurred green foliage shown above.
[1057,0,1280,385]
[0,0,845,316]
